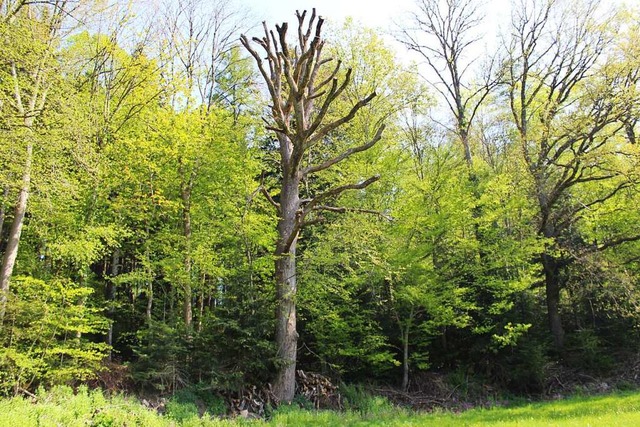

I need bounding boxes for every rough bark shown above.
[273,247,298,400]
[272,152,301,401]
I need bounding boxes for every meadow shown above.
[2,386,639,426]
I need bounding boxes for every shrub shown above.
[168,384,227,419]
[131,320,189,393]
[340,384,394,416]
[165,398,199,422]
[565,329,614,374]
[0,277,109,395]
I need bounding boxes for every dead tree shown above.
[241,9,385,403]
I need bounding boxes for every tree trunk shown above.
[181,175,193,331]
[0,138,33,322]
[458,118,473,169]
[183,270,192,330]
[197,274,205,333]
[274,249,297,402]
[146,281,153,321]
[401,325,410,391]
[144,243,153,322]
[273,174,300,403]
[197,291,204,333]
[542,253,565,350]
[140,208,153,321]
[106,249,120,359]
[624,120,636,145]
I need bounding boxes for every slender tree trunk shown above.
[458,117,473,169]
[145,242,153,322]
[542,253,564,350]
[401,325,410,391]
[146,281,153,321]
[180,174,193,331]
[183,266,192,330]
[197,274,205,333]
[0,137,33,322]
[197,292,204,333]
[396,308,413,392]
[273,173,300,403]
[106,249,120,359]
[0,0,65,325]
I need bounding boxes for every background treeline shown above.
[0,0,639,400]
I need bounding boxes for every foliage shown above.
[299,216,397,378]
[0,385,235,427]
[131,320,190,393]
[0,0,639,407]
[0,277,109,395]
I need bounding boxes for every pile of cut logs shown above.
[296,369,342,410]
[228,385,271,418]
[227,371,342,418]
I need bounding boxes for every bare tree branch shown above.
[313,205,393,221]
[303,124,385,176]
[301,175,380,219]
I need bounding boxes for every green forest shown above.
[1,0,640,420]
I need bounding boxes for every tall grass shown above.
[2,385,640,426]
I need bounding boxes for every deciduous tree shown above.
[503,0,640,349]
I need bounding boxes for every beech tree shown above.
[241,10,385,402]
[0,0,83,321]
[158,0,249,331]
[399,0,497,167]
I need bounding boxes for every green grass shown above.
[270,392,640,426]
[2,386,640,426]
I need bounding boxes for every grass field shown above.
[272,392,640,426]
[1,386,639,426]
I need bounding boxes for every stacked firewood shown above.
[296,370,342,410]
[226,371,341,418]
[228,385,272,418]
